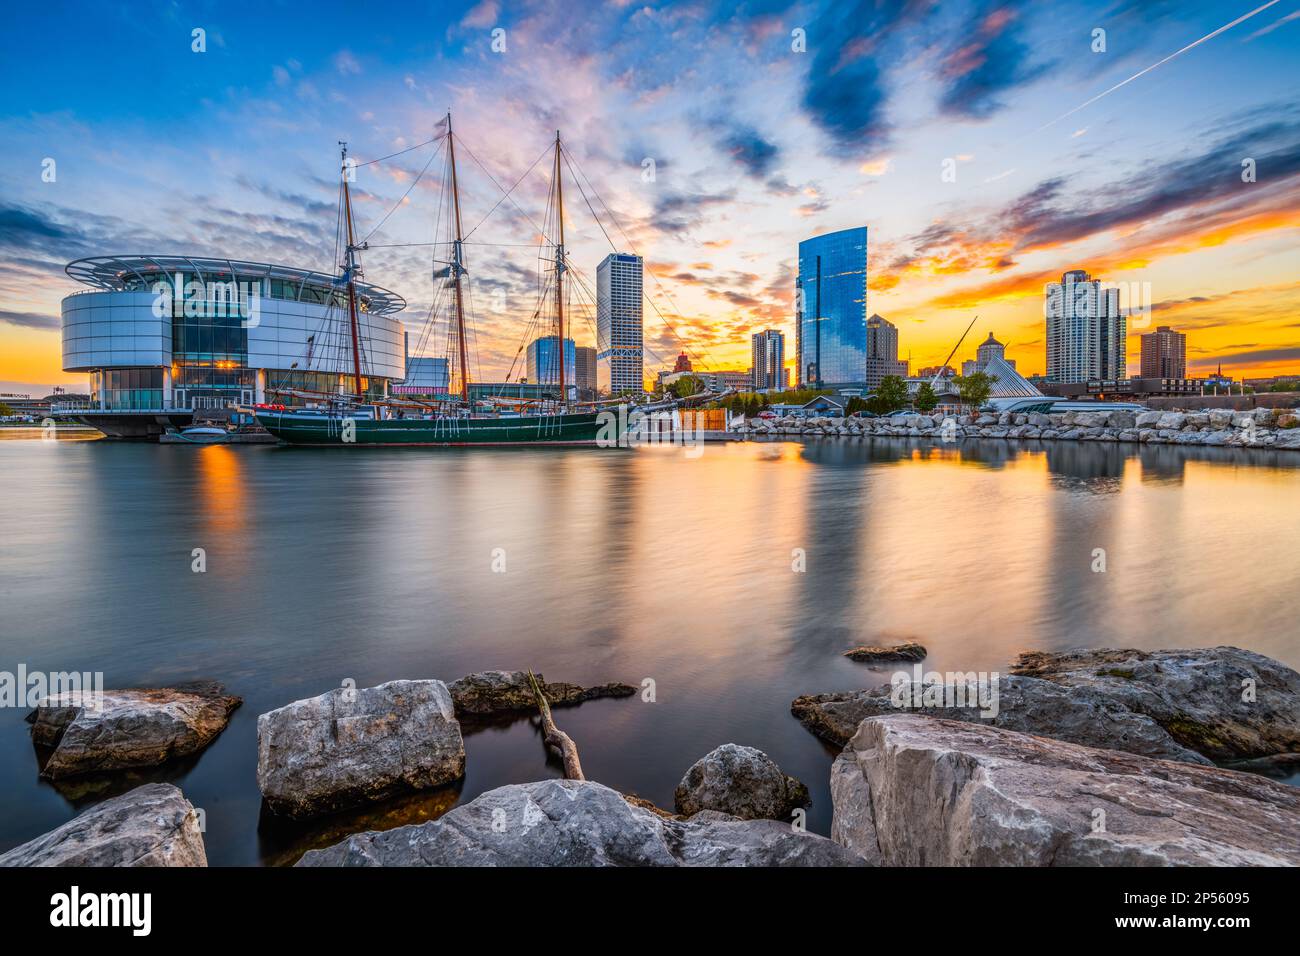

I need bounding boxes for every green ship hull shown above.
[255,408,611,446]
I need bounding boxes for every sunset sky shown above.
[1,0,1298,393]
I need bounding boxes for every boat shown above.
[255,116,622,448]
[163,425,232,444]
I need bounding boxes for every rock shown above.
[1156,412,1185,430]
[257,679,465,819]
[791,675,1209,763]
[0,783,206,867]
[1135,410,1163,428]
[1108,411,1136,430]
[831,715,1300,866]
[843,641,927,664]
[673,744,809,820]
[298,779,862,867]
[1010,646,1300,761]
[1208,409,1234,428]
[28,681,241,779]
[1274,429,1300,449]
[447,670,636,718]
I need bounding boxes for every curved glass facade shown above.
[797,227,867,387]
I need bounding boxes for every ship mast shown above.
[447,113,471,406]
[340,142,365,400]
[552,130,566,409]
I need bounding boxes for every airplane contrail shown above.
[1038,0,1282,132]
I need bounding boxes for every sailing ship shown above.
[254,116,616,447]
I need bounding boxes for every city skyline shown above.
[2,0,1299,395]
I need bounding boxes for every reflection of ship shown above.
[255,115,619,447]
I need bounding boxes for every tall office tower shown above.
[1140,325,1187,378]
[526,335,575,386]
[750,329,785,391]
[597,253,644,395]
[864,314,909,388]
[574,345,597,393]
[1045,269,1126,383]
[796,226,868,387]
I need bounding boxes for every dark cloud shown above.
[717,124,780,178]
[800,0,932,157]
[937,2,1050,119]
[1008,119,1300,252]
[1201,346,1300,366]
[0,309,59,329]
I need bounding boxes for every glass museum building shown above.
[61,255,406,436]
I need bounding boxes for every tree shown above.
[0,403,14,417]
[954,371,994,409]
[670,375,702,398]
[914,381,939,412]
[844,396,868,416]
[866,375,908,415]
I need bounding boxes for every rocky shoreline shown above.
[734,406,1300,449]
[3,650,1298,867]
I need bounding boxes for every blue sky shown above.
[2,0,1298,391]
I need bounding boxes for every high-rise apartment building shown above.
[574,345,597,394]
[1140,325,1187,378]
[597,253,644,395]
[750,329,785,391]
[864,313,908,389]
[1045,269,1126,383]
[796,227,867,387]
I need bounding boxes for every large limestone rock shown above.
[448,670,636,718]
[673,744,810,820]
[0,783,206,867]
[28,681,241,779]
[299,779,862,867]
[257,680,465,819]
[1010,646,1300,761]
[792,675,1209,763]
[831,715,1300,866]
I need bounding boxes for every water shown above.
[2,430,1298,864]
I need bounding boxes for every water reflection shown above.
[0,436,1297,864]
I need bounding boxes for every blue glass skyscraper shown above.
[796,227,867,387]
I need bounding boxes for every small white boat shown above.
[174,426,231,444]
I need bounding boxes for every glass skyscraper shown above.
[796,227,867,387]
[526,335,576,386]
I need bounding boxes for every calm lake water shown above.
[2,429,1299,865]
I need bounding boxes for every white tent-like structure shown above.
[982,355,1043,399]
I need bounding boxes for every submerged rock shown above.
[0,783,207,867]
[28,681,241,779]
[257,679,465,820]
[792,675,1209,764]
[448,670,636,717]
[673,744,810,820]
[298,779,862,867]
[843,641,927,664]
[831,715,1300,866]
[1009,646,1300,761]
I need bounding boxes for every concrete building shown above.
[597,253,644,395]
[60,254,405,437]
[1045,269,1125,383]
[750,329,785,391]
[574,345,597,399]
[1140,326,1187,379]
[961,332,1016,377]
[865,314,908,389]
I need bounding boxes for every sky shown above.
[1,0,1298,394]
